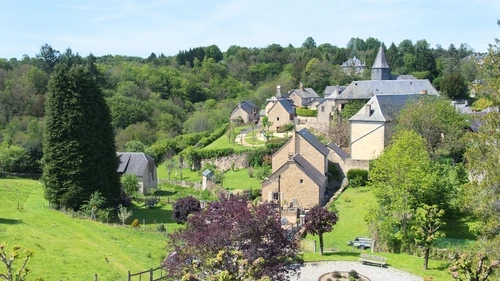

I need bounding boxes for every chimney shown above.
[288,152,294,161]
[299,82,304,90]
[277,85,281,94]
[420,89,428,95]
[365,104,371,117]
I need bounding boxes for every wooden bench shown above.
[359,253,386,267]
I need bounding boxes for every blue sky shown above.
[1,0,499,59]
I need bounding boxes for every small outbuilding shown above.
[117,152,157,194]
[202,169,216,190]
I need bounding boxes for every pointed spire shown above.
[372,45,391,69]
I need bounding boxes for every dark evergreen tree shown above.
[43,63,120,210]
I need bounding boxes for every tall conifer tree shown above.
[43,63,120,210]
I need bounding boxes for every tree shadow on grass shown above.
[130,205,174,225]
[0,218,23,225]
[321,252,360,258]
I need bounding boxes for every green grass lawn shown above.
[203,126,258,151]
[223,168,261,192]
[157,167,200,182]
[244,129,266,145]
[0,177,169,281]
[303,185,476,281]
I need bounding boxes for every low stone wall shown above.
[328,147,369,179]
[200,153,248,171]
[162,180,202,189]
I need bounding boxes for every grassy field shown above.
[303,185,477,281]
[0,177,170,281]
[223,168,261,191]
[157,166,200,182]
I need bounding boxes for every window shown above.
[273,192,279,200]
[300,179,304,184]
[277,117,280,121]
[321,106,325,112]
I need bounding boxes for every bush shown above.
[346,169,368,186]
[256,164,272,180]
[251,189,261,200]
[296,108,317,117]
[157,223,166,233]
[332,271,342,278]
[246,148,271,167]
[131,219,140,228]
[348,270,359,280]
[172,196,201,224]
[423,277,433,281]
[247,166,254,178]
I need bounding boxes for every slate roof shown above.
[342,56,366,67]
[349,94,420,122]
[327,142,349,160]
[297,128,329,156]
[235,100,258,114]
[372,45,391,69]
[324,85,346,98]
[336,80,438,100]
[263,154,326,188]
[117,152,154,177]
[293,154,327,187]
[290,88,320,99]
[202,169,213,176]
[277,98,295,114]
[394,75,417,80]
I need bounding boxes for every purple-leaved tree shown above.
[171,196,201,224]
[304,206,338,255]
[163,195,303,280]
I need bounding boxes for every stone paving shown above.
[293,261,422,281]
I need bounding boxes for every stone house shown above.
[229,100,259,124]
[262,128,329,209]
[341,56,367,75]
[349,94,419,160]
[266,98,295,132]
[117,152,157,194]
[288,82,320,107]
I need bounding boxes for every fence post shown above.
[150,268,153,281]
[94,273,98,281]
[314,240,317,252]
[143,219,146,230]
[128,271,131,281]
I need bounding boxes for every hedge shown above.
[296,108,317,117]
[346,169,368,186]
[197,123,229,148]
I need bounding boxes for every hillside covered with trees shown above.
[0,37,483,174]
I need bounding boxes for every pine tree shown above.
[43,63,120,210]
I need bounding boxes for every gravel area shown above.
[292,261,422,281]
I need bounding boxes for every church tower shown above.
[371,45,391,80]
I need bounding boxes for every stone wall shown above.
[328,147,369,179]
[200,153,249,171]
[296,116,330,136]
[162,179,202,189]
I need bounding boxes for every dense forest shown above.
[0,37,483,174]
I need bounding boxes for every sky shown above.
[1,0,499,59]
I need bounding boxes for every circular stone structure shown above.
[294,261,421,281]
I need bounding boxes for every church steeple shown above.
[371,44,391,80]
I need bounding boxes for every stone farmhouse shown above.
[349,94,421,160]
[229,100,259,124]
[341,56,367,75]
[266,98,296,132]
[262,128,329,210]
[117,152,157,194]
[288,82,320,107]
